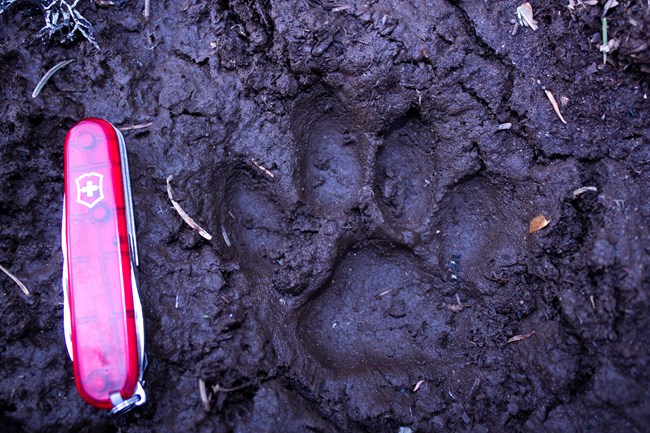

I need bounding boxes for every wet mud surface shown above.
[1,1,649,432]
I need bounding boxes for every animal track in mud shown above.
[375,115,438,241]
[212,88,530,405]
[299,241,450,373]
[292,90,364,213]
[213,168,288,277]
[427,176,528,291]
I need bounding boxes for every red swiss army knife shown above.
[61,118,146,414]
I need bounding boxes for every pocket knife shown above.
[61,118,146,414]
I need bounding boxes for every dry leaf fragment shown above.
[447,294,467,313]
[568,0,598,11]
[603,0,619,16]
[507,331,535,344]
[516,3,539,31]
[221,225,232,247]
[447,303,465,313]
[545,90,568,124]
[600,38,620,55]
[529,215,550,234]
[166,176,213,240]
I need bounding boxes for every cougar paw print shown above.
[212,86,532,423]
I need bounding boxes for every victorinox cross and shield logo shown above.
[75,172,105,208]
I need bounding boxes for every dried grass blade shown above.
[0,264,30,296]
[413,380,425,392]
[602,17,608,64]
[166,175,213,240]
[199,379,211,411]
[544,90,568,124]
[251,159,275,178]
[118,122,153,132]
[507,331,535,344]
[573,186,598,198]
[32,59,75,98]
[144,0,151,19]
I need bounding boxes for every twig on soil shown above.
[199,378,211,411]
[166,175,213,240]
[144,0,151,20]
[118,122,153,131]
[251,159,275,178]
[0,264,30,296]
[544,90,568,124]
[199,378,250,411]
[212,383,249,392]
[32,59,75,98]
[507,331,535,344]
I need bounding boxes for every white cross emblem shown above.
[75,172,105,208]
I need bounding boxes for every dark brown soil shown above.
[1,1,649,432]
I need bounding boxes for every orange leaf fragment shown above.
[529,215,550,234]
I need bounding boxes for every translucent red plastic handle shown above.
[62,118,145,412]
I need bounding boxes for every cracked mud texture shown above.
[1,1,649,432]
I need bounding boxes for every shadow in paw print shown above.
[298,240,450,373]
[375,113,437,244]
[427,176,528,293]
[216,168,288,278]
[291,88,364,213]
